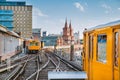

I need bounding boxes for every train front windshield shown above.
[30,41,39,46]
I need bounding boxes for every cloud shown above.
[102,4,111,10]
[101,4,111,13]
[33,7,48,17]
[74,2,84,12]
[118,8,120,10]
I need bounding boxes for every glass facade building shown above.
[0,0,25,31]
[0,0,6,2]
[0,10,13,30]
[0,0,32,38]
[0,1,25,6]
[0,0,25,6]
[42,36,58,46]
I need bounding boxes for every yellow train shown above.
[82,20,120,80]
[26,39,44,53]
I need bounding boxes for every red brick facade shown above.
[57,19,74,46]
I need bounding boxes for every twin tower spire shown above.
[63,18,73,37]
[65,18,72,29]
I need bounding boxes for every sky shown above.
[8,0,120,38]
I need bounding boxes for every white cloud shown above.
[101,4,111,13]
[102,4,111,10]
[33,7,48,17]
[118,8,120,10]
[105,10,109,14]
[74,2,84,12]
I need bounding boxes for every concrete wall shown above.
[0,32,22,61]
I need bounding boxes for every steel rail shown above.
[60,59,79,71]
[3,55,37,80]
[13,56,30,80]
[26,54,50,80]
[4,65,22,80]
[49,55,61,71]
[0,55,37,73]
[0,55,28,69]
[54,54,80,71]
[35,55,41,80]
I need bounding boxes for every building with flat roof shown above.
[0,0,6,2]
[42,31,47,37]
[0,0,32,38]
[32,28,41,40]
[74,31,80,44]
[42,35,60,46]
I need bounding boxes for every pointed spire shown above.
[65,17,68,28]
[69,20,72,29]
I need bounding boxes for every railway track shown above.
[0,53,39,80]
[0,54,28,69]
[3,54,37,80]
[0,52,27,68]
[0,51,81,80]
[15,54,39,80]
[36,52,80,80]
[26,53,50,80]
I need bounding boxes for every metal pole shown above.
[70,44,74,61]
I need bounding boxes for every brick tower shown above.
[69,21,74,43]
[62,19,74,45]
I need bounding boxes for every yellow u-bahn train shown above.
[25,39,44,53]
[82,20,120,80]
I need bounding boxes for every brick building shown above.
[57,19,74,45]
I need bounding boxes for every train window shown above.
[97,34,107,63]
[114,32,118,67]
[30,41,39,46]
[35,42,39,46]
[30,42,33,46]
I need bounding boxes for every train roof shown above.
[84,20,120,32]
[26,39,40,42]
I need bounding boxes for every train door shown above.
[88,34,94,80]
[92,29,112,80]
[82,33,86,70]
[113,29,120,80]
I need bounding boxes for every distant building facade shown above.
[0,10,13,31]
[32,28,41,40]
[0,0,32,38]
[74,31,80,44]
[42,31,47,37]
[42,35,60,46]
[57,19,74,46]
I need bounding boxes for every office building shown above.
[74,31,80,44]
[0,0,32,38]
[32,28,41,40]
[42,31,47,37]
[42,35,59,46]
